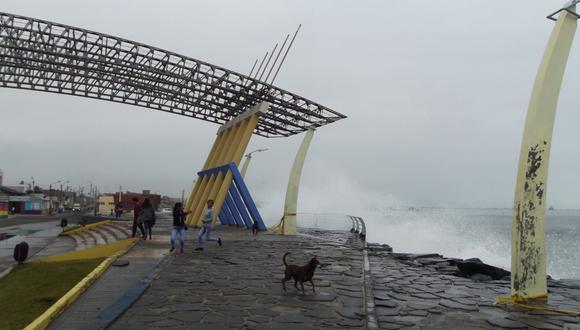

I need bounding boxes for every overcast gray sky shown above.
[1,0,580,218]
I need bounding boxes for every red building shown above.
[113,190,161,212]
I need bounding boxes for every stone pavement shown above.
[111,228,367,330]
[368,248,580,329]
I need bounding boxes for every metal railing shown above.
[349,215,367,241]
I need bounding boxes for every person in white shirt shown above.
[195,200,222,251]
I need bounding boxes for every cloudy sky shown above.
[1,0,580,218]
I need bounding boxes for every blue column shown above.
[229,185,252,229]
[225,193,243,226]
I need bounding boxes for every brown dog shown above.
[282,252,320,295]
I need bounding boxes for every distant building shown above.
[0,186,44,215]
[114,190,161,212]
[97,195,116,216]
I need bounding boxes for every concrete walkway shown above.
[111,228,366,330]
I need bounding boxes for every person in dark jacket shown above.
[132,197,145,238]
[171,202,189,253]
[139,198,156,240]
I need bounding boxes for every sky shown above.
[2,0,580,218]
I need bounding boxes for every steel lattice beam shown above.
[0,12,346,137]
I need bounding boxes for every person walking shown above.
[195,200,222,251]
[132,197,145,238]
[171,202,189,253]
[115,202,123,218]
[139,198,156,240]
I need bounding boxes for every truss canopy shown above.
[0,12,345,137]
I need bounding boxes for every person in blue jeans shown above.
[171,202,189,253]
[195,200,222,251]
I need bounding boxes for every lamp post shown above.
[240,148,269,178]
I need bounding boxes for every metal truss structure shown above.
[0,12,345,137]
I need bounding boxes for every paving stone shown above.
[299,291,337,302]
[247,308,280,317]
[249,324,314,330]
[204,313,245,325]
[336,307,364,320]
[439,299,479,311]
[406,301,437,310]
[272,313,309,323]
[410,292,439,300]
[149,318,185,327]
[376,307,401,316]
[449,297,477,306]
[486,316,527,329]
[407,309,429,317]
[375,299,398,308]
[168,303,208,312]
[337,318,365,327]
[511,317,565,330]
[245,315,270,324]
[168,311,206,323]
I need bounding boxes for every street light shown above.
[240,148,269,178]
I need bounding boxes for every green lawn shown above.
[0,258,104,330]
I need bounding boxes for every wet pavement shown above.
[10,215,580,330]
[368,248,580,329]
[111,228,367,330]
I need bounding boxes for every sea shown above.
[297,208,580,280]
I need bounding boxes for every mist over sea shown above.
[360,208,580,280]
[254,177,580,281]
[265,206,580,281]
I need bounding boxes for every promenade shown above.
[31,221,580,329]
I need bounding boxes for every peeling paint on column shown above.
[511,9,577,301]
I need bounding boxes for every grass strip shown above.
[0,258,104,330]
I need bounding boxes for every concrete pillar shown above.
[282,128,315,235]
[511,9,577,301]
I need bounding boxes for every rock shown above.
[471,273,493,282]
[456,258,510,280]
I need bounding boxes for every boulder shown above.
[456,258,510,280]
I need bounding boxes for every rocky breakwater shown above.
[366,243,580,329]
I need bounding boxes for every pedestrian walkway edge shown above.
[23,238,138,330]
[362,240,379,330]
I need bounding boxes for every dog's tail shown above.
[283,252,290,266]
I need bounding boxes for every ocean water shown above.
[360,208,580,280]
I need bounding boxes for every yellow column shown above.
[511,9,577,301]
[203,131,225,169]
[187,127,235,225]
[185,131,224,215]
[190,124,241,227]
[212,114,261,223]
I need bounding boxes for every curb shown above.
[60,220,111,236]
[362,238,379,330]
[23,238,138,330]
